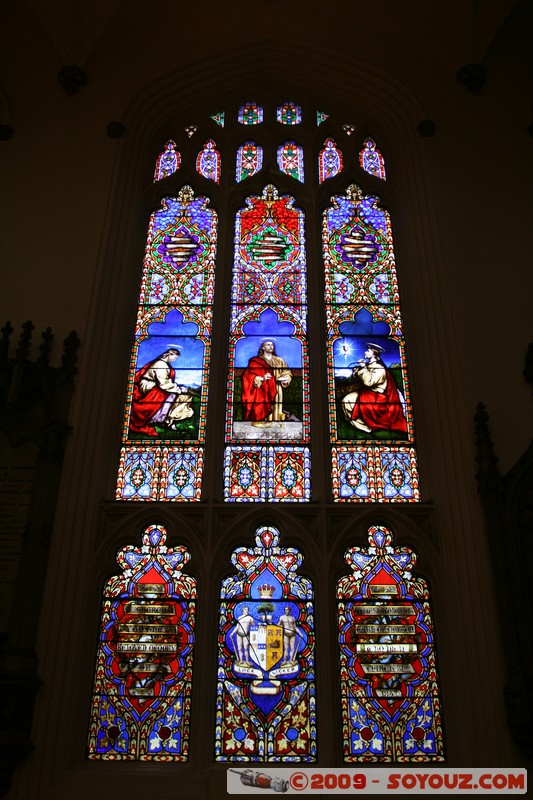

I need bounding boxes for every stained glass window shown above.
[277,102,302,125]
[115,186,217,501]
[323,184,419,501]
[360,137,386,180]
[196,139,221,183]
[224,185,310,502]
[154,140,180,182]
[319,138,343,183]
[88,524,195,761]
[215,525,316,761]
[337,525,444,761]
[236,142,263,182]
[277,142,304,182]
[118,106,421,513]
[238,102,263,125]
[105,100,439,771]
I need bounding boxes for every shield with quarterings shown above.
[249,624,283,672]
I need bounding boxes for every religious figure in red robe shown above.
[241,340,292,424]
[129,347,193,436]
[341,344,407,434]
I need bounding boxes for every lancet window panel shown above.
[215,526,316,761]
[116,186,217,501]
[88,525,196,761]
[319,138,343,184]
[277,142,304,183]
[236,142,263,182]
[196,139,221,183]
[360,138,386,180]
[323,185,419,502]
[337,525,445,762]
[224,185,310,502]
[154,140,181,182]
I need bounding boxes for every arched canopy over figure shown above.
[241,340,292,424]
[130,346,194,436]
[342,343,407,434]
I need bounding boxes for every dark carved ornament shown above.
[416,120,436,137]
[106,121,126,139]
[0,321,80,796]
[456,63,487,94]
[475,344,533,760]
[58,65,88,96]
